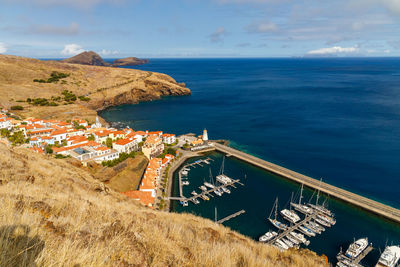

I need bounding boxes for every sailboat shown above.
[307,179,333,217]
[281,192,301,224]
[290,184,314,215]
[216,156,233,184]
[268,197,288,231]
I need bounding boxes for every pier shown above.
[267,212,318,245]
[216,209,246,224]
[169,178,244,203]
[213,143,400,224]
[337,244,373,267]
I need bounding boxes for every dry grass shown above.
[0,144,329,267]
[0,55,190,121]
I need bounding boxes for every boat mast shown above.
[290,192,294,211]
[209,168,214,185]
[316,178,322,205]
[219,156,225,175]
[299,184,304,205]
[274,198,278,220]
[215,207,217,223]
[268,197,278,219]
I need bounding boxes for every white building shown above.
[113,138,138,153]
[162,133,176,145]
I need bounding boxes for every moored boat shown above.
[290,231,310,246]
[375,245,400,267]
[269,218,288,231]
[280,209,301,224]
[298,225,316,237]
[259,231,278,242]
[344,237,369,259]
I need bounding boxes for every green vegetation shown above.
[87,134,95,141]
[61,90,77,102]
[158,147,177,159]
[27,97,58,106]
[33,71,70,83]
[73,121,86,130]
[10,105,24,110]
[106,137,113,148]
[45,145,53,154]
[78,95,91,102]
[0,129,10,138]
[55,154,70,159]
[7,131,26,145]
[102,151,136,167]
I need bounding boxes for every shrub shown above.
[10,105,24,110]
[78,95,91,101]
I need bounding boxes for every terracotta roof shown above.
[50,129,67,136]
[95,146,110,151]
[114,138,135,146]
[162,133,175,137]
[94,130,111,137]
[122,191,155,206]
[145,135,161,145]
[30,147,44,153]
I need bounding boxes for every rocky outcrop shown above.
[62,51,149,67]
[62,51,109,66]
[113,57,149,66]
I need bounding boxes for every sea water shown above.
[100,58,400,264]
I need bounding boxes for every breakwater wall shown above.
[213,143,400,224]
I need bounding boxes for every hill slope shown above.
[0,54,190,122]
[0,143,328,266]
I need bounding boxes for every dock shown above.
[337,244,373,267]
[213,143,400,224]
[216,209,246,224]
[170,178,244,203]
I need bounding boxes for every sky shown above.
[0,0,400,58]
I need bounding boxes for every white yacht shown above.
[290,231,310,246]
[281,237,295,248]
[182,181,189,186]
[304,222,322,234]
[298,225,316,237]
[345,238,369,259]
[308,221,325,232]
[191,191,198,196]
[204,182,214,189]
[214,189,222,196]
[315,217,331,227]
[221,186,231,194]
[317,214,336,225]
[200,194,209,201]
[258,231,278,242]
[286,234,300,245]
[269,218,288,231]
[191,199,200,204]
[280,209,301,224]
[375,245,400,267]
[199,185,207,191]
[290,185,314,215]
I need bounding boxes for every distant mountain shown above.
[112,57,149,66]
[62,51,109,66]
[62,51,149,67]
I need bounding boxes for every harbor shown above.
[170,152,400,265]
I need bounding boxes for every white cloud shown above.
[98,49,119,56]
[381,0,400,15]
[0,42,7,53]
[307,46,360,55]
[209,27,228,43]
[246,21,278,33]
[61,44,85,56]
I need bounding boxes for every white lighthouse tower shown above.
[202,129,208,144]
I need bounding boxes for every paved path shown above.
[214,143,400,224]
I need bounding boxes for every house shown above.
[122,191,155,207]
[113,137,138,153]
[142,135,164,159]
[109,130,126,140]
[93,130,111,143]
[50,129,68,143]
[148,131,163,137]
[72,118,88,127]
[30,147,44,154]
[0,115,12,130]
[162,133,176,145]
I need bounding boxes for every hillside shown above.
[0,143,328,266]
[0,54,190,122]
[62,51,109,66]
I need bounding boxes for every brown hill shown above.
[62,51,109,66]
[113,57,149,66]
[0,54,190,122]
[0,143,329,266]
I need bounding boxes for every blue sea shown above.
[100,58,400,264]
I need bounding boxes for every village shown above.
[0,109,212,209]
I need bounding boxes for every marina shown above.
[336,238,374,267]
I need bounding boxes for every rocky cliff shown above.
[62,51,109,66]
[113,57,149,66]
[0,54,190,122]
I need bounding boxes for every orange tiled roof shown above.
[114,138,135,146]
[50,129,67,136]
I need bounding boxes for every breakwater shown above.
[213,143,400,224]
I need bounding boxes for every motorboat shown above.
[286,234,300,245]
[182,181,189,186]
[315,217,331,227]
[191,198,200,204]
[258,231,278,242]
[274,239,289,250]
[281,237,295,248]
[200,195,209,201]
[221,186,231,194]
[375,245,400,267]
[308,220,325,232]
[214,189,222,197]
[280,209,301,224]
[191,191,198,196]
[344,238,369,259]
[199,185,207,191]
[290,231,310,246]
[304,222,322,234]
[317,214,336,225]
[204,182,214,189]
[297,225,316,237]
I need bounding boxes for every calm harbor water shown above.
[100,58,400,264]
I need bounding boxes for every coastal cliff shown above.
[0,54,190,122]
[0,143,329,266]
